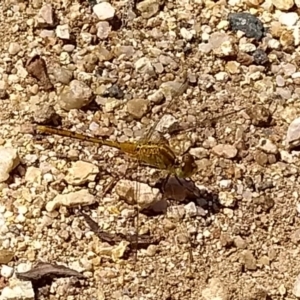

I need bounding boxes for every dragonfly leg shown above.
[102,177,118,196]
[101,163,140,197]
[161,173,171,194]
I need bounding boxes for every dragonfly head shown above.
[174,153,197,178]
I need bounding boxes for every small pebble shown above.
[115,179,161,210]
[0,250,14,264]
[280,150,294,163]
[105,84,124,99]
[52,67,73,84]
[258,138,278,154]
[180,27,194,41]
[210,33,236,57]
[127,98,149,120]
[1,278,35,300]
[241,250,257,270]
[286,117,300,149]
[219,179,232,189]
[0,265,14,278]
[56,24,70,39]
[280,30,294,48]
[279,284,286,296]
[136,0,160,19]
[279,12,299,27]
[156,114,179,134]
[146,245,157,257]
[8,42,21,55]
[252,48,269,65]
[293,274,300,297]
[184,202,198,217]
[291,229,300,244]
[82,53,99,73]
[218,191,236,207]
[257,255,270,266]
[239,43,256,53]
[212,144,238,159]
[26,55,53,90]
[36,3,54,26]
[276,75,285,86]
[254,150,269,166]
[96,21,111,39]
[159,80,188,101]
[272,0,294,11]
[0,147,20,183]
[33,104,61,126]
[134,57,156,78]
[114,45,134,58]
[93,2,115,20]
[65,161,99,185]
[58,80,93,110]
[234,236,247,249]
[282,63,297,76]
[46,189,96,212]
[202,278,229,300]
[63,44,75,52]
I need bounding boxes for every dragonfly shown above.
[35,76,198,259]
[35,123,197,179]
[34,77,242,260]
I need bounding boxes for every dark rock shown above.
[105,84,124,99]
[228,12,266,41]
[253,48,269,65]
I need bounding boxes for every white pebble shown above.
[18,206,28,214]
[56,24,70,39]
[1,265,14,278]
[4,211,13,218]
[279,12,299,27]
[219,180,232,189]
[184,202,197,217]
[180,27,194,41]
[16,214,26,223]
[8,42,21,55]
[43,173,53,182]
[93,2,115,20]
[203,229,211,238]
[0,205,6,213]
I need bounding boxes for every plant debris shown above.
[16,262,85,281]
[81,211,162,249]
[26,55,53,90]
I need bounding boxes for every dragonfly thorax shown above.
[135,143,196,178]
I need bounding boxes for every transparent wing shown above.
[142,73,189,142]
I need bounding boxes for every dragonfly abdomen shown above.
[36,125,179,173]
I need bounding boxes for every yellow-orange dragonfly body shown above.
[35,125,198,178]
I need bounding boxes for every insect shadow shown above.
[146,175,222,217]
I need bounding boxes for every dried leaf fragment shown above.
[16,261,85,281]
[81,212,161,249]
[26,55,53,90]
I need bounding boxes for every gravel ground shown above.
[2,0,300,299]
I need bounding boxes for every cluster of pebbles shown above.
[3,0,300,299]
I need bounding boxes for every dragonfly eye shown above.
[175,153,197,178]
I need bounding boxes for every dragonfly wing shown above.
[142,77,189,142]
